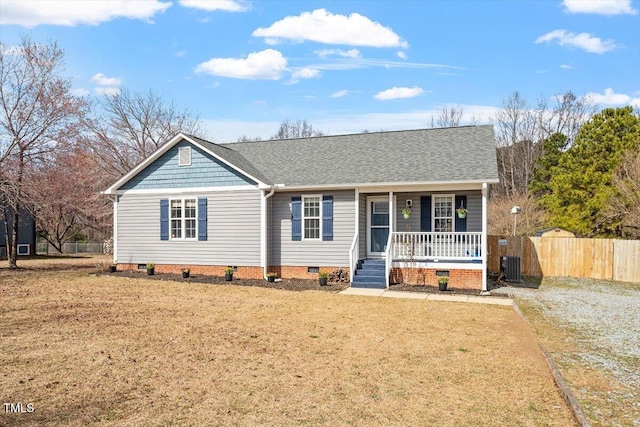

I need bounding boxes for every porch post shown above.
[388,191,394,234]
[112,195,118,263]
[352,188,360,282]
[481,183,488,293]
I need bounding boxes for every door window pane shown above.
[371,228,389,253]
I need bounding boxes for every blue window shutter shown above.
[291,196,301,241]
[160,199,169,240]
[322,195,333,241]
[420,196,432,232]
[198,198,207,241]
[455,195,467,232]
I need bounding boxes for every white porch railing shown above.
[391,232,482,261]
[385,231,393,288]
[349,232,359,282]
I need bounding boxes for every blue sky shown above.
[1,0,639,142]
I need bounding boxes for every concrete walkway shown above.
[339,287,514,306]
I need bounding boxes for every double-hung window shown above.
[170,198,197,239]
[433,195,454,232]
[303,195,321,240]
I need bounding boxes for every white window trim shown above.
[170,197,198,241]
[432,193,455,232]
[302,194,322,241]
[17,244,30,256]
[178,146,192,166]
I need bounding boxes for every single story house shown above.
[0,207,37,258]
[102,125,499,291]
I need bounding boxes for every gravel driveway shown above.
[493,277,640,426]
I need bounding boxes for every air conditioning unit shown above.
[501,256,521,282]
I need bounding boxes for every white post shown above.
[481,183,488,293]
[112,195,118,263]
[353,188,359,280]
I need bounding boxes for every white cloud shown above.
[562,0,637,15]
[396,51,408,60]
[174,50,186,57]
[90,72,122,96]
[71,88,90,97]
[195,49,287,80]
[560,64,574,69]
[374,86,423,100]
[95,87,121,96]
[315,49,362,59]
[178,0,249,12]
[330,90,349,98]
[253,9,408,48]
[292,68,321,79]
[90,73,122,87]
[535,29,617,54]
[585,88,640,108]
[0,0,171,27]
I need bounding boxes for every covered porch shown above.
[349,184,489,291]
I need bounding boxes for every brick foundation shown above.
[117,263,349,281]
[268,266,350,280]
[390,267,482,290]
[117,263,264,279]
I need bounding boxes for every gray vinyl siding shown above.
[270,190,355,267]
[120,140,256,191]
[394,190,482,232]
[116,189,261,266]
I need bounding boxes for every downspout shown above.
[261,186,275,280]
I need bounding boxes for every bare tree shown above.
[492,91,595,200]
[534,91,595,148]
[492,92,538,198]
[26,146,112,252]
[271,119,323,139]
[0,37,88,267]
[237,134,263,142]
[487,193,546,236]
[435,105,464,128]
[601,150,640,238]
[86,89,202,179]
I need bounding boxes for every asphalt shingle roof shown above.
[217,125,498,187]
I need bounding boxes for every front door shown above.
[367,197,390,258]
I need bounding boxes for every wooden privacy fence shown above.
[488,236,640,283]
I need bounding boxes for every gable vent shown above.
[179,146,191,166]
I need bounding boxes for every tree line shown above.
[2,38,639,268]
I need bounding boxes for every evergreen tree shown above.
[529,132,568,197]
[539,107,640,236]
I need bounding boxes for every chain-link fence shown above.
[36,242,107,255]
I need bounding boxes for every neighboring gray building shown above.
[0,207,36,258]
[103,126,499,291]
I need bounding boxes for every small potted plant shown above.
[225,267,234,281]
[456,202,467,219]
[182,267,190,279]
[146,262,155,276]
[318,271,328,286]
[402,206,412,219]
[108,263,117,273]
[266,272,277,283]
[437,275,449,291]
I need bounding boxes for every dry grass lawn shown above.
[1,257,575,426]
